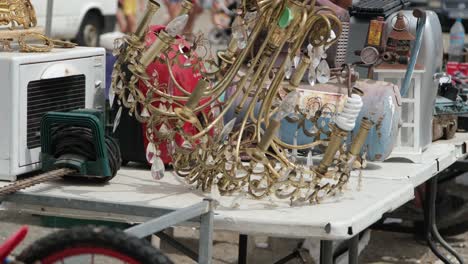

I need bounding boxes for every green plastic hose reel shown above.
[40,109,112,178]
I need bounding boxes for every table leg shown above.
[238,234,248,264]
[424,175,465,264]
[320,240,333,264]
[199,202,214,264]
[348,235,359,264]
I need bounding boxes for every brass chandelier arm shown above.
[166,13,271,119]
[232,28,276,114]
[235,14,304,161]
[164,56,193,96]
[233,68,267,164]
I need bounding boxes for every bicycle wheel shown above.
[17,226,173,264]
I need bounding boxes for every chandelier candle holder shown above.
[111,0,374,205]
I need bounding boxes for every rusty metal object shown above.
[0,168,75,196]
[0,0,36,29]
[366,17,386,48]
[432,115,457,141]
[351,79,401,161]
[386,12,414,60]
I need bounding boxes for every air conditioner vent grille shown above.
[27,75,86,149]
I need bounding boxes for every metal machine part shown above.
[386,10,443,153]
[350,80,402,161]
[360,46,380,65]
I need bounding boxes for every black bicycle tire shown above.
[17,226,173,264]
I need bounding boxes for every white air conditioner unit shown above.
[0,47,106,181]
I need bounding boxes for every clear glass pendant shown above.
[307,151,314,168]
[141,106,150,117]
[182,141,193,149]
[127,93,135,103]
[316,60,330,84]
[167,141,175,155]
[151,155,165,180]
[108,88,115,108]
[112,107,122,133]
[206,155,215,165]
[285,56,293,80]
[116,80,123,90]
[146,142,156,163]
[159,123,169,135]
[219,118,236,143]
[308,63,316,86]
[293,55,301,68]
[312,46,323,69]
[159,103,167,112]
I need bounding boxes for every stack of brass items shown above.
[0,0,76,52]
[111,0,373,205]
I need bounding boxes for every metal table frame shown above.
[2,138,468,264]
[0,194,215,264]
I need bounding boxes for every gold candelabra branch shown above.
[110,0,372,205]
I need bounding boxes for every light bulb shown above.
[335,94,363,131]
[275,91,299,121]
[166,14,189,37]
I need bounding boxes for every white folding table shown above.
[0,139,463,264]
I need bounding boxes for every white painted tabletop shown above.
[1,164,413,240]
[2,137,464,240]
[361,142,457,186]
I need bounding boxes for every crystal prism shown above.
[112,107,122,133]
[292,132,298,158]
[146,142,156,163]
[159,103,167,112]
[307,151,314,168]
[207,155,215,165]
[151,156,165,180]
[311,46,324,69]
[308,64,316,86]
[127,93,135,103]
[182,141,193,149]
[159,123,169,134]
[284,56,293,79]
[316,60,330,84]
[167,141,175,155]
[219,118,236,143]
[307,44,313,58]
[275,91,298,121]
[293,56,300,68]
[141,107,150,117]
[108,88,115,108]
[116,80,123,90]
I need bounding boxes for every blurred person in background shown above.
[185,0,203,35]
[117,0,144,33]
[163,0,182,22]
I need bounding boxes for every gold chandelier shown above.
[111,0,373,205]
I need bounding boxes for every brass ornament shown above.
[18,32,54,52]
[111,0,371,205]
[0,0,37,29]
